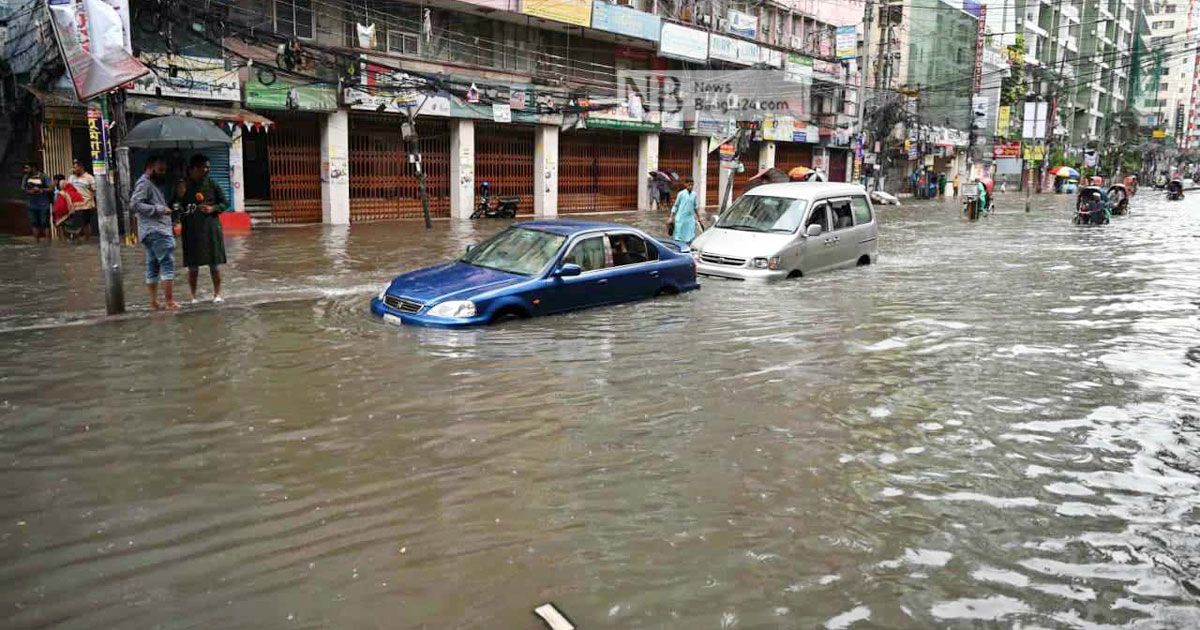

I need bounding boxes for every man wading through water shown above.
[174,154,228,304]
[132,157,179,310]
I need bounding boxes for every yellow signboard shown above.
[1152,128,1167,139]
[996,105,1011,136]
[523,0,592,26]
[1022,144,1046,161]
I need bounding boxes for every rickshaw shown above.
[1106,184,1131,215]
[1073,185,1110,225]
[1166,179,1185,201]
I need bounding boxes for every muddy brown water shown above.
[2,192,1200,628]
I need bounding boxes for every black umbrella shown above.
[123,115,232,150]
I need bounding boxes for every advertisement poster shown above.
[86,107,109,175]
[992,141,1021,159]
[727,10,757,38]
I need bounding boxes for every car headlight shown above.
[427,300,476,319]
[752,257,769,269]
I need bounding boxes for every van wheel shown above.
[491,307,528,323]
[857,255,872,267]
[787,269,803,279]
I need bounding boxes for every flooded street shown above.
[3,192,1200,628]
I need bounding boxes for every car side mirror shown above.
[805,224,824,237]
[465,243,476,253]
[555,263,583,278]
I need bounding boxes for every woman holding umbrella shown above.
[174,154,228,304]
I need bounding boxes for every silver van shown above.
[691,182,879,281]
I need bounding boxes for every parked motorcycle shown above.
[470,181,519,219]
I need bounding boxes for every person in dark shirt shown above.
[21,163,52,242]
[173,154,229,304]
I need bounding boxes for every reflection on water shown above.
[2,192,1199,628]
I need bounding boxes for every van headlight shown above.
[427,300,476,318]
[752,257,769,269]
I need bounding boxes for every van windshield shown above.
[715,196,809,233]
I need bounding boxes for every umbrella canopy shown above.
[1051,166,1079,179]
[788,166,814,180]
[750,167,789,184]
[123,115,232,150]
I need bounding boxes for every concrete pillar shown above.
[637,133,659,211]
[230,126,245,213]
[449,119,475,220]
[718,161,733,212]
[693,136,709,212]
[320,109,350,225]
[534,125,559,217]
[759,141,776,170]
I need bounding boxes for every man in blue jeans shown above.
[21,162,52,242]
[131,157,179,310]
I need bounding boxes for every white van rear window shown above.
[851,197,873,225]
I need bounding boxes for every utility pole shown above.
[855,0,875,142]
[91,101,125,314]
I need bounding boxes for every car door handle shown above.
[649,270,660,277]
[597,279,609,285]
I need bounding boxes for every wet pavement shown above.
[2,191,1200,628]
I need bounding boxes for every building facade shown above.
[2,0,866,229]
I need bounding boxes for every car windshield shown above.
[460,227,566,276]
[716,195,809,233]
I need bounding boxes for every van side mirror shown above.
[555,263,583,278]
[465,243,476,252]
[805,224,824,237]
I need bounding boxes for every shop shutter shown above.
[350,115,450,221]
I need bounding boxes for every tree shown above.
[1001,35,1027,107]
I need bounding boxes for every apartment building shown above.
[1141,0,1197,145]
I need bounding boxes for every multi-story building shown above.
[1142,0,1197,145]
[2,0,864,229]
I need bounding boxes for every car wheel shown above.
[655,285,680,297]
[857,255,871,267]
[490,307,528,324]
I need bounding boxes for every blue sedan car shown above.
[370,220,700,327]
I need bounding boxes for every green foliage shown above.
[1049,148,1074,168]
[1001,35,1027,107]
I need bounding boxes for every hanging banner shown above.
[727,10,757,38]
[47,0,149,101]
[996,105,1011,136]
[523,0,592,27]
[835,25,857,60]
[992,141,1020,159]
[245,73,338,112]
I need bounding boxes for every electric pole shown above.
[856,0,875,141]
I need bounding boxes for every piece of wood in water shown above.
[533,603,575,630]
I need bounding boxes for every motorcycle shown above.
[470,181,519,219]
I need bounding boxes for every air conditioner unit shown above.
[615,0,634,6]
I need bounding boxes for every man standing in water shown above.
[175,154,228,304]
[68,159,97,241]
[20,162,52,243]
[131,157,178,310]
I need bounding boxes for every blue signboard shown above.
[591,1,661,41]
[963,0,981,17]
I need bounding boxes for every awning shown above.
[126,97,273,126]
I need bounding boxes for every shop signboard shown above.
[345,62,421,113]
[1022,144,1045,161]
[762,116,795,142]
[128,55,240,102]
[523,0,592,27]
[47,0,148,101]
[590,1,660,41]
[785,54,813,83]
[996,105,1011,136]
[708,34,739,64]
[659,23,708,63]
[812,59,844,83]
[245,73,338,112]
[793,123,818,143]
[735,39,760,65]
[992,141,1021,159]
[835,25,857,60]
[86,107,109,176]
[727,10,757,38]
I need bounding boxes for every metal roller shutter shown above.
[475,123,534,215]
[559,130,638,213]
[349,115,450,222]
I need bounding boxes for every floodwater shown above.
[2,191,1200,629]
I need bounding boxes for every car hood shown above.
[693,228,797,257]
[387,261,527,303]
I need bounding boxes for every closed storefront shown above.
[658,134,694,181]
[774,142,813,172]
[349,115,450,222]
[475,123,535,215]
[259,114,322,224]
[559,131,639,213]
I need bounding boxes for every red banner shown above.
[993,141,1021,159]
